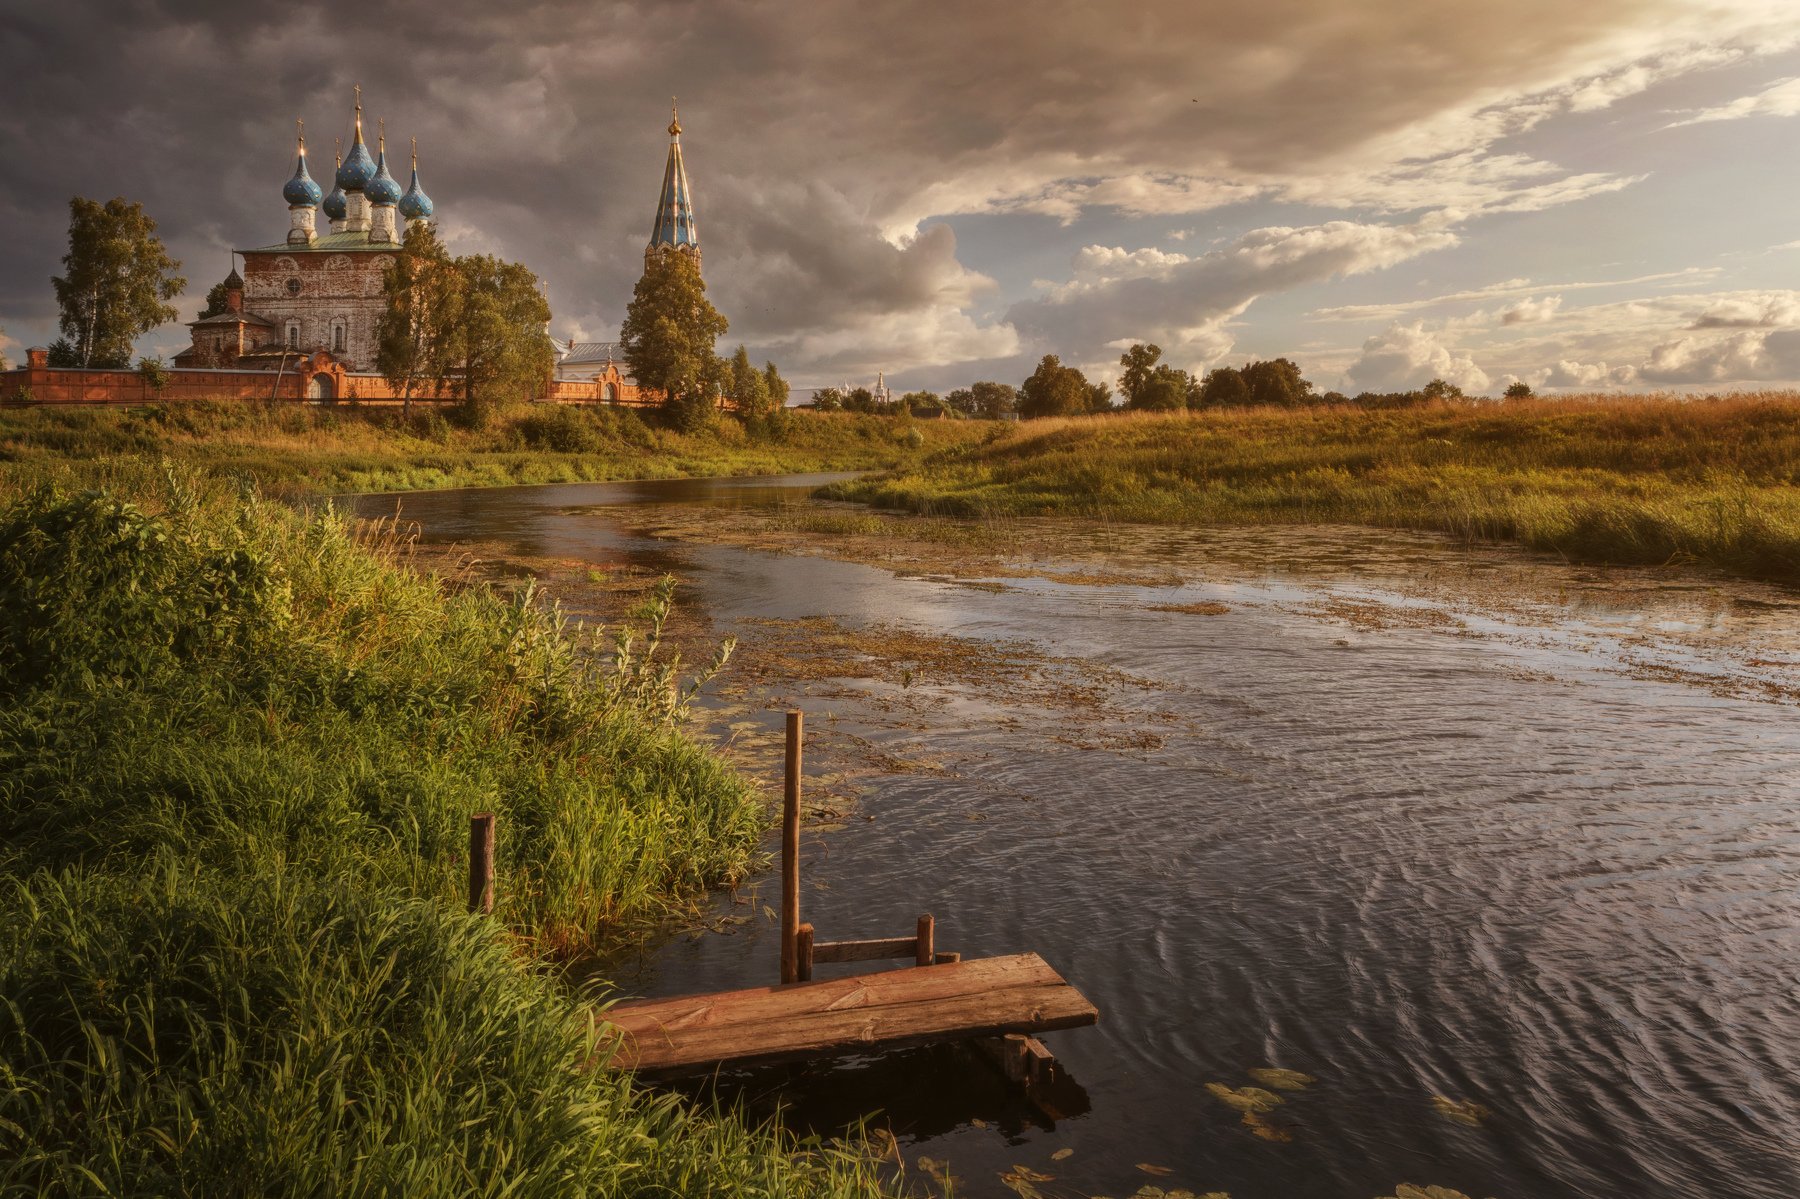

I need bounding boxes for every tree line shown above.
[808,343,1530,422]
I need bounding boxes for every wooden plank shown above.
[467,813,495,914]
[780,711,802,984]
[812,936,920,964]
[598,953,1098,1076]
[915,914,934,967]
[795,922,814,983]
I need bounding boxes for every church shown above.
[147,92,704,404]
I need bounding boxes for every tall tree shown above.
[762,362,790,411]
[51,197,185,368]
[727,345,773,420]
[446,254,554,424]
[621,252,729,428]
[968,380,1018,419]
[1018,355,1094,419]
[198,280,232,320]
[1239,357,1314,406]
[812,387,846,411]
[1117,343,1163,407]
[376,223,463,413]
[1198,365,1251,407]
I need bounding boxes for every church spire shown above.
[645,97,700,274]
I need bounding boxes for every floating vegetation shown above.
[1247,1067,1316,1091]
[1377,1186,1475,1199]
[1204,1083,1286,1114]
[1052,1146,1075,1161]
[1241,1112,1295,1142]
[1000,1163,1058,1197]
[1146,601,1232,616]
[1137,1162,1175,1176]
[1431,1095,1493,1127]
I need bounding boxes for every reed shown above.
[0,465,896,1196]
[826,395,1800,583]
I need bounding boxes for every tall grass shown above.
[826,396,1800,584]
[0,465,896,1196]
[0,401,985,498]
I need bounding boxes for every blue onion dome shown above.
[337,107,376,191]
[283,151,322,207]
[398,142,433,220]
[323,177,347,221]
[366,141,403,206]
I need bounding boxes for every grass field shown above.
[0,465,894,1196]
[0,400,984,497]
[826,395,1800,585]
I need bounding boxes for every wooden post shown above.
[468,813,495,914]
[796,922,815,982]
[780,710,803,984]
[915,913,935,967]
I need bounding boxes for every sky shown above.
[5,0,1800,396]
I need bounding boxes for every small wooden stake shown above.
[468,812,496,914]
[916,913,935,967]
[796,922,815,982]
[780,710,803,984]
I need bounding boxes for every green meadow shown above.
[0,401,984,497]
[827,395,1800,585]
[0,465,891,1196]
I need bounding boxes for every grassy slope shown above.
[0,401,985,498]
[0,467,891,1196]
[828,396,1800,584]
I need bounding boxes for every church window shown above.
[332,322,346,353]
[286,322,300,348]
[286,277,302,296]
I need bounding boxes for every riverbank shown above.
[0,466,892,1196]
[0,401,984,498]
[825,395,1800,586]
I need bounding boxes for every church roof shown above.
[239,230,406,254]
[648,103,698,252]
[188,310,276,328]
[560,340,625,364]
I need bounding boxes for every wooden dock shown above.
[600,951,1097,1077]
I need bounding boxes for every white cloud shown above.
[1010,216,1460,372]
[1501,295,1564,325]
[1309,268,1721,322]
[1345,321,1492,393]
[1665,75,1800,128]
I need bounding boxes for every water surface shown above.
[355,476,1800,1199]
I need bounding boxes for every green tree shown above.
[135,355,169,395]
[1504,380,1533,399]
[1421,378,1464,402]
[900,390,948,416]
[726,345,773,420]
[1239,357,1314,406]
[812,386,845,411]
[376,223,463,414]
[844,386,878,413]
[51,197,185,369]
[1018,355,1097,419]
[198,280,233,320]
[969,380,1018,419]
[445,254,554,426]
[1086,379,1115,413]
[762,362,790,410]
[621,252,730,429]
[1117,343,1162,407]
[1198,366,1250,407]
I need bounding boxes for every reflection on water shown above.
[354,476,1800,1199]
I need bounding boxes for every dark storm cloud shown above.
[0,1,1789,382]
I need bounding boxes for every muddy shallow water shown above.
[354,475,1800,1199]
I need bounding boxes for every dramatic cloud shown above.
[1010,216,1461,374]
[3,1,1800,387]
[1501,296,1564,325]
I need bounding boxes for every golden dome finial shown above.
[296,117,306,155]
[411,136,418,171]
[378,116,386,153]
[334,136,342,167]
[353,84,363,140]
[669,97,681,137]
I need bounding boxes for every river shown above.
[353,474,1800,1199]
